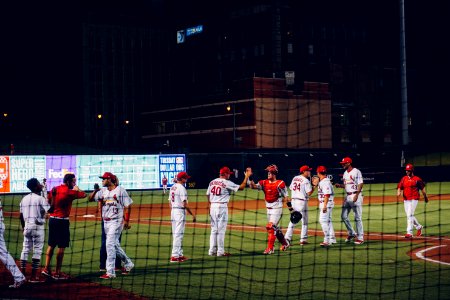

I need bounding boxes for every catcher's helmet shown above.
[265,164,278,174]
[290,211,302,224]
[405,164,414,171]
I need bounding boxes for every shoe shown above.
[29,276,41,283]
[99,273,115,279]
[170,256,180,263]
[41,269,51,277]
[217,252,231,257]
[416,227,423,237]
[405,234,413,238]
[280,244,290,251]
[345,235,356,243]
[300,241,309,245]
[52,272,70,280]
[178,256,188,262]
[121,263,134,275]
[263,248,274,255]
[354,239,364,245]
[330,239,337,244]
[9,279,26,288]
[320,242,330,247]
[208,252,217,256]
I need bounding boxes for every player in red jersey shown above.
[249,164,290,254]
[397,164,428,238]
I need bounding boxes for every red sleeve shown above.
[67,189,86,199]
[278,181,286,189]
[416,177,425,190]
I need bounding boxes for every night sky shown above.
[1,0,449,145]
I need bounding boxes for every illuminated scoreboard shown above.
[0,154,186,193]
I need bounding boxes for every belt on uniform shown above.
[172,207,185,209]
[103,218,116,221]
[50,216,69,220]
[292,198,306,201]
[347,192,358,195]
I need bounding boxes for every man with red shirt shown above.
[42,173,86,280]
[397,164,428,238]
[249,164,289,254]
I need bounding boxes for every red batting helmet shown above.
[405,164,414,171]
[265,164,278,174]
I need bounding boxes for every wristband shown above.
[287,201,292,208]
[124,213,130,222]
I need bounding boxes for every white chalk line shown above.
[415,245,450,266]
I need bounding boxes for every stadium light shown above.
[97,114,102,119]
[125,120,130,125]
[3,113,8,117]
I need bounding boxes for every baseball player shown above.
[397,163,428,238]
[92,172,134,279]
[19,178,51,283]
[41,178,48,200]
[162,175,168,195]
[285,165,316,245]
[42,173,87,280]
[335,157,364,245]
[249,164,290,254]
[316,166,336,247]
[206,166,250,256]
[0,197,27,288]
[169,171,196,262]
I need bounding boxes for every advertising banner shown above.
[45,155,77,189]
[159,155,187,187]
[9,156,46,193]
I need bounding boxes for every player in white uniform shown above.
[169,171,196,263]
[316,166,336,247]
[0,197,27,288]
[335,157,364,245]
[19,178,51,283]
[92,172,134,279]
[206,166,250,256]
[41,178,48,200]
[285,165,316,245]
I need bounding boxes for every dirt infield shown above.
[1,194,448,299]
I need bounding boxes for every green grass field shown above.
[2,183,450,299]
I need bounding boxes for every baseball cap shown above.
[316,166,327,173]
[340,157,352,164]
[99,172,115,180]
[220,166,233,175]
[405,164,414,171]
[300,165,312,173]
[177,171,191,180]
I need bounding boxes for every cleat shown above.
[170,256,180,263]
[416,227,423,237]
[41,269,52,277]
[9,279,26,288]
[208,253,217,257]
[345,235,356,243]
[29,276,41,283]
[300,241,309,245]
[405,234,413,239]
[217,252,231,257]
[354,239,364,245]
[121,263,134,275]
[52,272,70,280]
[178,256,188,262]
[320,242,330,247]
[99,273,115,279]
[280,244,290,251]
[263,248,274,255]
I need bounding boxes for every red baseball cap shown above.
[99,172,115,180]
[405,164,414,171]
[220,166,233,175]
[316,166,327,173]
[176,171,191,180]
[300,165,312,173]
[340,157,352,164]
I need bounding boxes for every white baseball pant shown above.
[0,223,26,283]
[267,208,282,226]
[209,205,228,256]
[104,220,133,277]
[319,203,336,244]
[171,208,186,258]
[20,224,45,261]
[404,200,422,234]
[341,195,364,240]
[285,199,309,243]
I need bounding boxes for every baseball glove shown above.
[290,211,302,224]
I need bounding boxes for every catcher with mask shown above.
[284,165,317,246]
